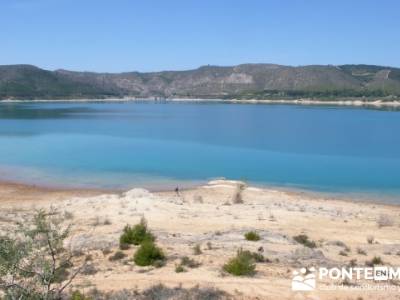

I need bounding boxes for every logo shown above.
[291,265,400,292]
[373,267,389,281]
[292,267,316,291]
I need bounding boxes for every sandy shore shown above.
[1,180,399,299]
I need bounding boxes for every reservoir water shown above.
[0,101,399,202]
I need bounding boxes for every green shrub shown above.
[0,209,83,299]
[236,250,267,263]
[175,264,186,273]
[119,217,154,246]
[223,249,256,276]
[244,231,261,241]
[293,234,317,248]
[70,291,92,300]
[366,256,383,267]
[133,240,165,267]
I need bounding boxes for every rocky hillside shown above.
[1,63,400,100]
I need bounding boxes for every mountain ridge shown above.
[1,63,400,100]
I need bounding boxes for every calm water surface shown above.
[0,102,399,202]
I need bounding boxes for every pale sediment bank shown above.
[0,176,398,207]
[1,179,399,299]
[228,98,400,107]
[170,97,400,107]
[1,97,400,108]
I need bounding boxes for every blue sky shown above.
[1,0,399,72]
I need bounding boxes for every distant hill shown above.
[1,63,400,100]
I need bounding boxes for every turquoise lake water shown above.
[0,101,399,202]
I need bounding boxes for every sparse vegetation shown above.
[339,250,348,256]
[133,240,165,267]
[175,264,186,273]
[83,284,229,299]
[119,243,130,250]
[223,249,256,276]
[174,256,200,273]
[109,251,127,261]
[119,217,154,247]
[102,248,112,256]
[193,244,202,255]
[63,210,74,220]
[357,248,367,255]
[293,234,317,248]
[244,231,261,241]
[348,259,358,267]
[180,256,201,268]
[70,290,93,300]
[81,263,98,275]
[85,254,93,262]
[377,214,394,228]
[366,256,384,267]
[367,235,375,244]
[91,216,101,227]
[232,185,245,204]
[269,212,276,221]
[103,218,112,225]
[245,251,267,263]
[193,194,203,203]
[330,240,347,248]
[2,64,400,101]
[152,259,166,268]
[0,209,83,299]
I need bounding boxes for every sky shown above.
[1,0,400,72]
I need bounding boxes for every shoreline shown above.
[1,177,399,209]
[171,97,400,107]
[1,97,400,108]
[1,178,400,299]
